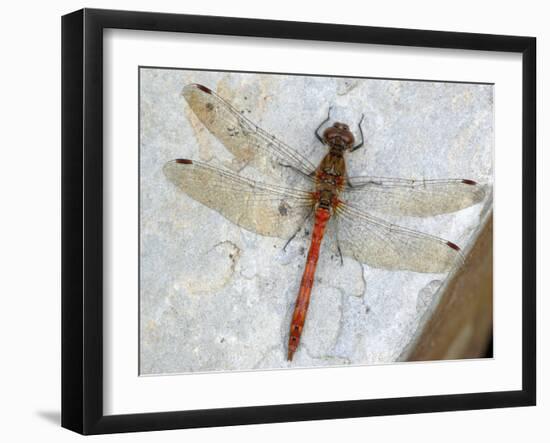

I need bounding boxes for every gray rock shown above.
[139,68,493,375]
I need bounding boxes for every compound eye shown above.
[323,126,337,140]
[343,132,355,145]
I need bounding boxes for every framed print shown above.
[61,8,536,435]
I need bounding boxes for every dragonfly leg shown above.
[336,241,344,266]
[278,163,316,179]
[350,114,365,152]
[332,217,344,266]
[283,209,314,251]
[315,106,333,143]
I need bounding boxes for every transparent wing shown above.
[182,83,317,182]
[163,159,314,238]
[342,176,487,217]
[335,203,464,273]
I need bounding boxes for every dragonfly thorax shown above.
[317,151,347,185]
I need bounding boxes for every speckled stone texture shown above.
[139,68,493,375]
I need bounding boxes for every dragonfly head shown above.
[323,122,355,151]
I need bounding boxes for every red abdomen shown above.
[287,207,331,360]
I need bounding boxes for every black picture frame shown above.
[61,8,536,435]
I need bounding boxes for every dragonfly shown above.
[163,83,486,361]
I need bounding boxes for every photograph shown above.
[1,0,543,440]
[139,68,493,375]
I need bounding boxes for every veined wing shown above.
[182,83,316,182]
[342,176,486,217]
[163,159,314,238]
[335,203,464,273]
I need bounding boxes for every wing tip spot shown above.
[194,84,212,94]
[446,241,461,251]
[182,83,212,97]
[175,159,193,164]
[462,179,478,185]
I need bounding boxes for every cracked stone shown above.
[139,68,493,374]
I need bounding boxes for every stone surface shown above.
[139,68,493,375]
